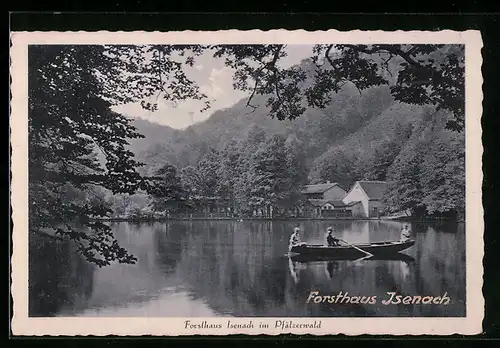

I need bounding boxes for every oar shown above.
[339,238,374,258]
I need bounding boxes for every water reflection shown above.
[29,220,466,317]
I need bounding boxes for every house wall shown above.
[322,208,352,218]
[302,203,321,218]
[342,182,369,217]
[368,200,385,218]
[323,186,347,201]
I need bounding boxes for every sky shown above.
[112,45,314,129]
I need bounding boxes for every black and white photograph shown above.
[10,30,483,335]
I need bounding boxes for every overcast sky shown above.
[112,45,314,129]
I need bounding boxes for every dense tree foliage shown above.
[147,163,187,214]
[311,146,358,189]
[179,165,201,198]
[364,140,404,181]
[283,135,309,207]
[196,149,221,198]
[132,130,309,218]
[212,44,465,131]
[29,46,143,266]
[383,109,465,218]
[216,140,241,210]
[245,134,289,216]
[29,45,209,266]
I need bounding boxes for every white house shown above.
[342,181,388,218]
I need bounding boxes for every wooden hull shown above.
[290,240,415,260]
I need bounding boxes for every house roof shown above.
[357,181,388,200]
[301,182,342,194]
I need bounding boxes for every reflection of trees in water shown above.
[29,220,466,317]
[30,222,190,316]
[170,220,465,317]
[284,259,379,316]
[70,223,187,312]
[29,235,94,316]
[286,253,462,317]
[30,220,462,317]
[411,224,465,316]
[154,222,188,276]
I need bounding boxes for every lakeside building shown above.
[302,199,354,218]
[157,180,389,220]
[300,182,355,218]
[299,180,389,219]
[301,182,347,201]
[342,180,388,218]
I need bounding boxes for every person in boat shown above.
[325,227,342,247]
[289,226,306,251]
[400,224,411,242]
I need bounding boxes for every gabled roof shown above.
[357,181,388,200]
[301,182,342,194]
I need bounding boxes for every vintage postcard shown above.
[10,29,484,336]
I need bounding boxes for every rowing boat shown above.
[289,240,415,260]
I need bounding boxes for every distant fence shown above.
[97,215,461,223]
[166,212,234,219]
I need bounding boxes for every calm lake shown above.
[29,220,466,317]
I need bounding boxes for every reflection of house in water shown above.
[342,181,388,218]
[337,220,371,244]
